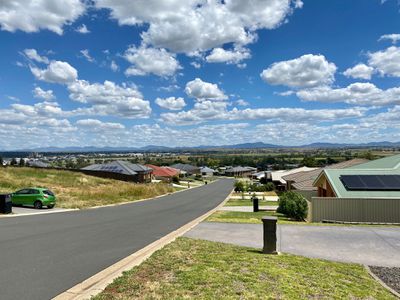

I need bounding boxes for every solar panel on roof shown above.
[360,175,385,189]
[381,175,400,189]
[340,175,400,191]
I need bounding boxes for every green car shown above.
[11,188,56,209]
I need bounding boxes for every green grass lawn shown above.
[207,210,299,225]
[94,237,394,300]
[225,200,278,206]
[0,167,174,209]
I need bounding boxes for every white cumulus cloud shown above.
[68,80,151,118]
[75,24,90,34]
[124,46,181,77]
[261,54,337,88]
[185,78,227,101]
[23,49,49,64]
[33,87,55,101]
[95,0,300,54]
[297,82,400,106]
[30,60,78,84]
[0,0,86,34]
[206,47,251,65]
[343,63,374,80]
[368,46,400,77]
[155,97,186,111]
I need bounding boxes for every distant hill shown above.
[5,141,400,153]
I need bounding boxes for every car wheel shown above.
[47,204,55,209]
[34,201,43,209]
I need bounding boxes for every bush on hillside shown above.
[277,191,308,221]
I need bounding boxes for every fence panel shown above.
[311,197,400,223]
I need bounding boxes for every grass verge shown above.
[232,191,277,197]
[225,200,278,206]
[94,237,394,300]
[207,210,299,225]
[0,167,174,209]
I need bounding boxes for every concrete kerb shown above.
[0,208,78,218]
[365,265,400,299]
[54,188,234,300]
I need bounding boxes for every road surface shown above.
[0,179,233,300]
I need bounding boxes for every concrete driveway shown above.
[184,222,400,267]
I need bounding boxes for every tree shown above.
[19,158,25,167]
[65,160,76,169]
[302,156,317,167]
[10,158,17,166]
[0,156,3,167]
[359,151,375,160]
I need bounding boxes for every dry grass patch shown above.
[0,167,174,209]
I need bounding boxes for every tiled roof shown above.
[272,167,318,185]
[283,159,368,191]
[146,164,180,177]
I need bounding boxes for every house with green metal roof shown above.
[311,154,400,223]
[314,154,400,199]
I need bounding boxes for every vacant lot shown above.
[0,167,174,209]
[95,237,394,300]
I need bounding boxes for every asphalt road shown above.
[0,179,233,300]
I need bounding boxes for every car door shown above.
[12,189,30,205]
[28,189,41,206]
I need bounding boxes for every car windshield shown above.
[43,190,54,196]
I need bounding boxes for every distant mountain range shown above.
[4,141,400,153]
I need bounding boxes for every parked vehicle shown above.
[11,188,56,209]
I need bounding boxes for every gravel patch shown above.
[369,266,400,294]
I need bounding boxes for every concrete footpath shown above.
[184,222,400,267]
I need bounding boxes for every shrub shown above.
[172,176,180,184]
[264,182,275,191]
[234,181,245,192]
[277,191,308,221]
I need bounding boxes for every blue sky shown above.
[0,0,400,150]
